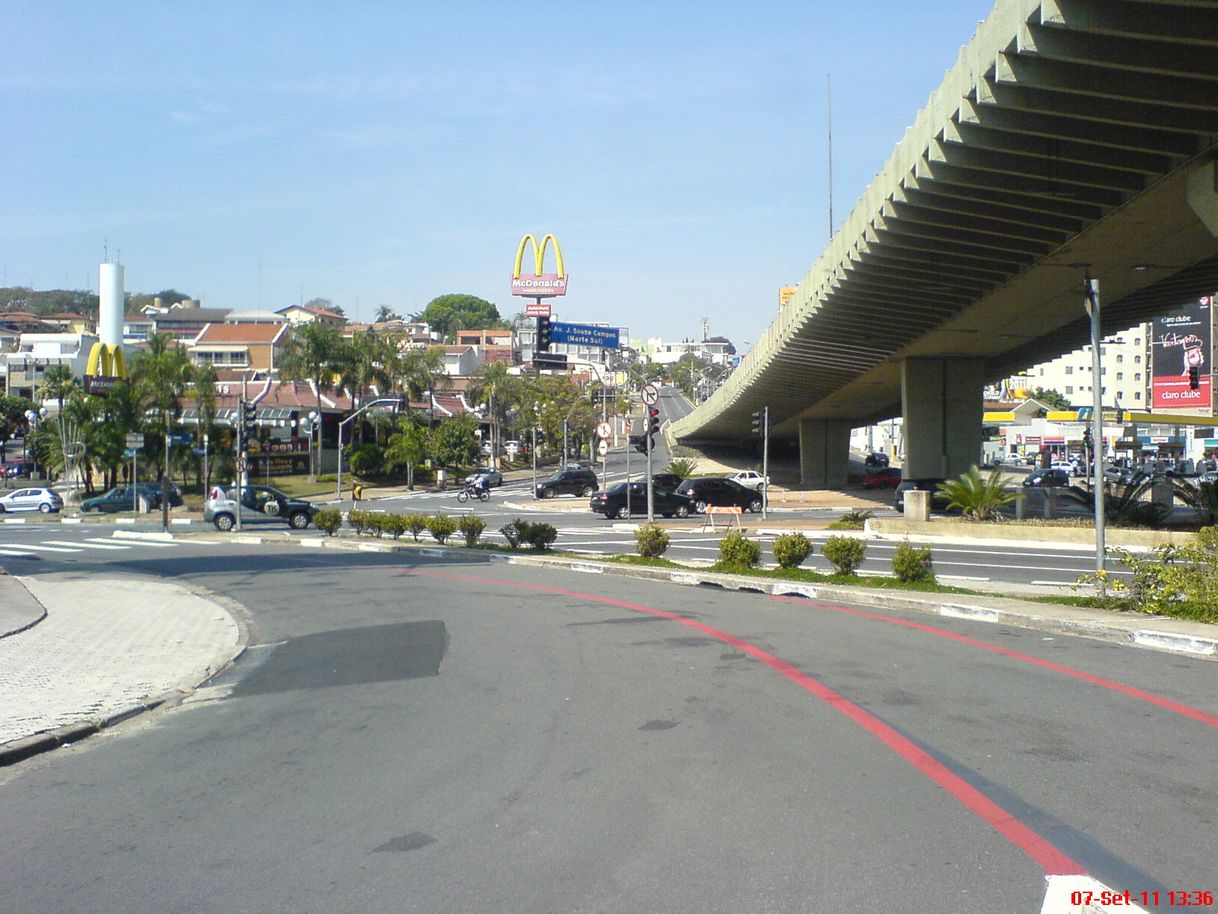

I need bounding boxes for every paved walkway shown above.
[0,573,242,762]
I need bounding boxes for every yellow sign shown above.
[511,233,567,297]
[85,342,125,378]
[779,286,797,307]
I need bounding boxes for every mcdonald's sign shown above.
[84,341,126,394]
[511,233,567,298]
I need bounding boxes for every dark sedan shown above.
[674,477,762,513]
[1023,469,1070,488]
[590,482,695,519]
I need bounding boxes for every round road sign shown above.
[597,439,609,457]
[596,421,612,439]
[641,384,660,406]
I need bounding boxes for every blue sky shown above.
[3,1,994,347]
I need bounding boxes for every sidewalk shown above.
[0,572,244,764]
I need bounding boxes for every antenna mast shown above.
[827,73,834,241]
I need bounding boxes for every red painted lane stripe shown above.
[770,596,1218,731]
[407,569,1083,875]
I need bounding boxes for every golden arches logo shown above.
[86,342,126,378]
[513,233,564,279]
[511,233,568,297]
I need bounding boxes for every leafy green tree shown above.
[374,305,402,322]
[0,395,34,446]
[428,414,480,469]
[1029,387,1072,410]
[128,334,197,511]
[38,363,79,414]
[939,465,1021,521]
[415,293,503,340]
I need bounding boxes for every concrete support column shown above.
[901,357,985,481]
[798,418,852,488]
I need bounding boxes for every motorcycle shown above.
[456,484,490,503]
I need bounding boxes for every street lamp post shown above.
[1085,276,1106,593]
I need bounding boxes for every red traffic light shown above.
[648,407,660,418]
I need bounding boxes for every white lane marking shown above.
[98,537,177,548]
[11,543,81,553]
[42,539,129,551]
[0,549,36,556]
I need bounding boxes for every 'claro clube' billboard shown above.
[1151,295,1213,411]
[511,233,567,298]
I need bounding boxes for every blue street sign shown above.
[123,448,136,458]
[170,433,191,445]
[549,322,620,349]
[192,446,207,457]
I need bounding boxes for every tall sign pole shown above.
[1085,276,1105,592]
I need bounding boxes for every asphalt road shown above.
[1,544,1214,912]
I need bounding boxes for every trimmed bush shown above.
[635,523,670,558]
[892,541,935,583]
[500,519,525,550]
[384,513,409,540]
[524,522,558,552]
[405,513,428,542]
[458,513,486,548]
[347,509,371,536]
[426,513,458,545]
[822,535,866,576]
[717,530,761,569]
[772,532,813,569]
[313,508,342,536]
[346,443,385,477]
[365,513,388,538]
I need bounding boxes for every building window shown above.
[1116,354,1124,363]
[1065,385,1074,394]
[1065,366,1073,375]
[1135,392,1142,400]
[1134,372,1141,380]
[1135,355,1141,364]
[1116,372,1123,380]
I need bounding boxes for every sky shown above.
[2,0,996,349]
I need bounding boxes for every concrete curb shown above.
[173,530,1218,661]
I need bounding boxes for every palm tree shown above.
[399,346,448,426]
[128,334,196,515]
[278,322,344,475]
[38,363,78,414]
[939,465,1021,521]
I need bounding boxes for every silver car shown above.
[0,486,63,514]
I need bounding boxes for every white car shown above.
[0,486,63,514]
[727,470,768,491]
[1050,461,1077,475]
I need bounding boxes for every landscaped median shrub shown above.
[501,519,525,550]
[405,513,428,542]
[313,508,342,536]
[347,509,371,535]
[716,530,761,570]
[458,513,486,547]
[822,535,866,576]
[828,509,873,531]
[426,513,458,545]
[635,523,670,558]
[499,518,559,552]
[384,513,409,540]
[772,532,813,569]
[892,541,935,583]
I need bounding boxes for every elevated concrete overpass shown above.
[671,0,1218,485]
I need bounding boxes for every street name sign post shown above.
[549,322,620,349]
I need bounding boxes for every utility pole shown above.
[1085,275,1105,592]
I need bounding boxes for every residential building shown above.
[1000,323,1150,410]
[2,333,101,400]
[188,322,290,373]
[276,304,347,327]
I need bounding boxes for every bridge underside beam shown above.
[901,358,985,481]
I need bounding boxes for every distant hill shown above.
[1,286,196,321]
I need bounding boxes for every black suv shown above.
[590,482,695,519]
[674,477,762,513]
[535,467,598,499]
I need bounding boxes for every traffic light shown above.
[241,400,257,437]
[751,408,766,437]
[536,316,552,353]
[1189,366,1201,390]
[647,406,661,448]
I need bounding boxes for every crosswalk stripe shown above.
[12,543,81,553]
[42,539,129,550]
[99,537,177,548]
[0,549,36,557]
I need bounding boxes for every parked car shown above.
[0,486,63,514]
[590,482,695,519]
[203,485,318,531]
[1049,461,1077,475]
[995,454,1030,467]
[727,470,768,491]
[861,467,902,489]
[503,440,522,458]
[674,477,762,513]
[82,486,146,514]
[864,452,890,468]
[535,467,598,499]
[893,479,946,512]
[1023,469,1071,488]
[464,468,504,488]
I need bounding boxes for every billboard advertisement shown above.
[511,233,568,298]
[1151,295,1212,411]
